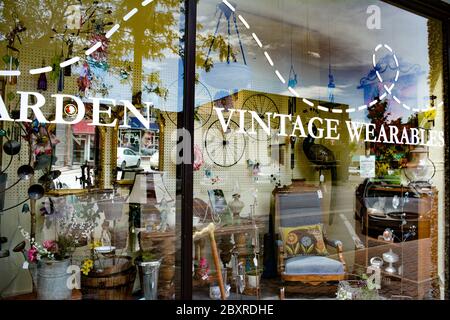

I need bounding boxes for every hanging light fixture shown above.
[200,2,251,90]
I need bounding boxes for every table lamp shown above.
[127,172,169,245]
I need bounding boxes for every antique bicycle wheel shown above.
[163,80,213,129]
[242,94,280,141]
[204,120,246,168]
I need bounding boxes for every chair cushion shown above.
[280,224,328,257]
[285,255,345,275]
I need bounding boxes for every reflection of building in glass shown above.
[54,120,96,167]
[119,117,159,156]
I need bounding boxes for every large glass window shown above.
[0,0,185,300]
[193,0,446,300]
[0,0,448,301]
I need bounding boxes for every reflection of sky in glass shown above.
[195,0,433,123]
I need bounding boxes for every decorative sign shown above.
[360,156,376,178]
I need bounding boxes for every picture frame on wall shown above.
[207,189,231,218]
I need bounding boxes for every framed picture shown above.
[207,189,231,217]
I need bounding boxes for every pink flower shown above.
[42,240,57,252]
[27,247,38,263]
[199,257,209,269]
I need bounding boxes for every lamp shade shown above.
[200,62,251,90]
[127,172,159,205]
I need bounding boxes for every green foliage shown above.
[367,100,409,178]
[55,234,77,260]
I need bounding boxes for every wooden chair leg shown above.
[279,287,285,300]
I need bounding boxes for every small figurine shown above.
[158,197,170,232]
[100,220,112,247]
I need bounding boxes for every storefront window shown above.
[0,0,185,300]
[193,0,447,300]
[0,0,448,302]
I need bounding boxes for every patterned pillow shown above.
[280,224,328,257]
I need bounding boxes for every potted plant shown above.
[19,227,76,300]
[246,267,263,289]
[135,250,162,300]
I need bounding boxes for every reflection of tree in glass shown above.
[367,99,409,178]
[0,0,232,99]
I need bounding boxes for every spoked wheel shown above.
[163,80,213,129]
[204,120,246,168]
[242,94,280,141]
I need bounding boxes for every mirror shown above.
[117,112,165,173]
[44,102,117,195]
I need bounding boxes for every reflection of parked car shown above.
[355,179,430,241]
[141,145,158,156]
[117,147,141,170]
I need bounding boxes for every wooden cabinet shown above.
[354,185,439,299]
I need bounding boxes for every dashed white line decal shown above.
[303,98,314,107]
[60,57,80,68]
[288,86,300,98]
[358,105,368,111]
[105,24,120,39]
[238,15,250,29]
[0,0,444,115]
[85,42,103,56]
[222,0,235,12]
[123,8,138,21]
[0,70,20,76]
[275,70,285,84]
[29,66,52,75]
[264,52,274,66]
[252,33,263,48]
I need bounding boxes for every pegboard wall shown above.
[162,88,352,220]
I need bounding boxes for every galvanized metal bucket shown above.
[37,258,71,300]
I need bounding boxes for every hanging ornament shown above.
[50,54,62,81]
[64,39,73,77]
[327,17,335,104]
[287,32,298,89]
[77,62,92,96]
[37,60,48,91]
[327,64,335,103]
[37,72,48,91]
[57,67,64,92]
[200,3,251,90]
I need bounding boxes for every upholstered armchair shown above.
[273,180,346,293]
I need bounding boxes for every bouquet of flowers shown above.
[19,227,76,263]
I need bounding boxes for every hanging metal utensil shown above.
[3,139,21,156]
[28,184,45,200]
[17,165,34,180]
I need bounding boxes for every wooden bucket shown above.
[81,256,136,300]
